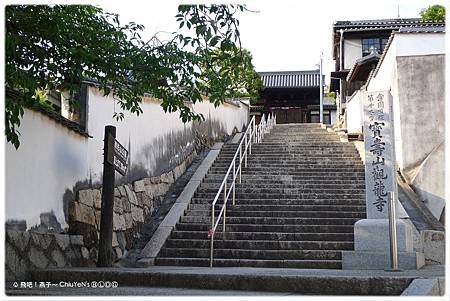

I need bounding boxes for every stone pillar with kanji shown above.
[341,90,424,270]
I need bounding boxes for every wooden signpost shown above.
[97,125,128,267]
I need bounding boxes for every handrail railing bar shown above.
[209,113,276,267]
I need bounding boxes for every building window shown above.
[40,86,88,130]
[362,38,388,56]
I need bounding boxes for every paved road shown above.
[6,286,298,296]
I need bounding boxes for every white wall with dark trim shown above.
[347,32,446,221]
[6,86,249,230]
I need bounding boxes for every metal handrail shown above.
[208,113,276,267]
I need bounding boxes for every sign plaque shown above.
[362,90,396,219]
[106,133,129,176]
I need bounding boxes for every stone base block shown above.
[422,230,445,265]
[354,219,413,252]
[342,251,425,270]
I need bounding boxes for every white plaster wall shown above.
[346,90,363,134]
[411,142,445,219]
[395,33,445,57]
[5,109,89,228]
[366,37,403,169]
[86,88,192,184]
[194,100,248,134]
[6,86,249,229]
[86,87,249,184]
[344,39,362,70]
[367,32,445,219]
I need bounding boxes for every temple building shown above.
[252,70,336,124]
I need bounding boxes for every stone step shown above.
[193,193,366,199]
[215,155,362,160]
[263,137,341,140]
[175,223,356,233]
[221,143,357,147]
[164,239,354,250]
[201,180,366,187]
[200,177,365,189]
[31,267,413,295]
[205,175,366,180]
[170,231,354,242]
[188,204,366,211]
[185,210,366,218]
[221,146,357,150]
[204,172,365,180]
[179,216,361,225]
[191,198,365,205]
[208,167,365,173]
[218,150,360,154]
[155,257,342,269]
[196,188,366,195]
[159,248,343,260]
[257,139,342,145]
[212,162,364,167]
[215,157,362,162]
[153,124,367,270]
[262,139,342,143]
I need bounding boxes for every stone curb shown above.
[137,143,224,265]
[400,277,445,296]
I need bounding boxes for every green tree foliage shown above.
[420,4,445,21]
[199,48,263,103]
[5,4,259,148]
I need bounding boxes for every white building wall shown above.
[344,38,362,70]
[5,110,89,228]
[366,38,403,169]
[366,32,445,220]
[6,86,249,229]
[395,33,445,57]
[346,90,363,134]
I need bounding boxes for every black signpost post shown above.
[97,125,128,267]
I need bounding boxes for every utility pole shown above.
[319,52,324,124]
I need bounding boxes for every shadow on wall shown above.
[57,117,229,228]
[120,117,228,184]
[412,187,446,226]
[402,142,445,225]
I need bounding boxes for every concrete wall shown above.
[396,54,445,220]
[395,33,445,57]
[6,86,249,230]
[86,88,248,185]
[366,32,445,220]
[5,110,89,228]
[346,90,363,134]
[344,38,362,70]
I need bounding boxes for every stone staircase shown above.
[155,123,366,269]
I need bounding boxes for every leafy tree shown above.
[420,4,445,21]
[199,48,262,103]
[5,4,259,148]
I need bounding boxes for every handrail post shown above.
[239,147,242,184]
[387,191,400,271]
[244,134,248,168]
[232,160,236,205]
[210,204,214,267]
[223,181,227,232]
[249,130,252,155]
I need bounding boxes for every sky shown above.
[98,0,445,82]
